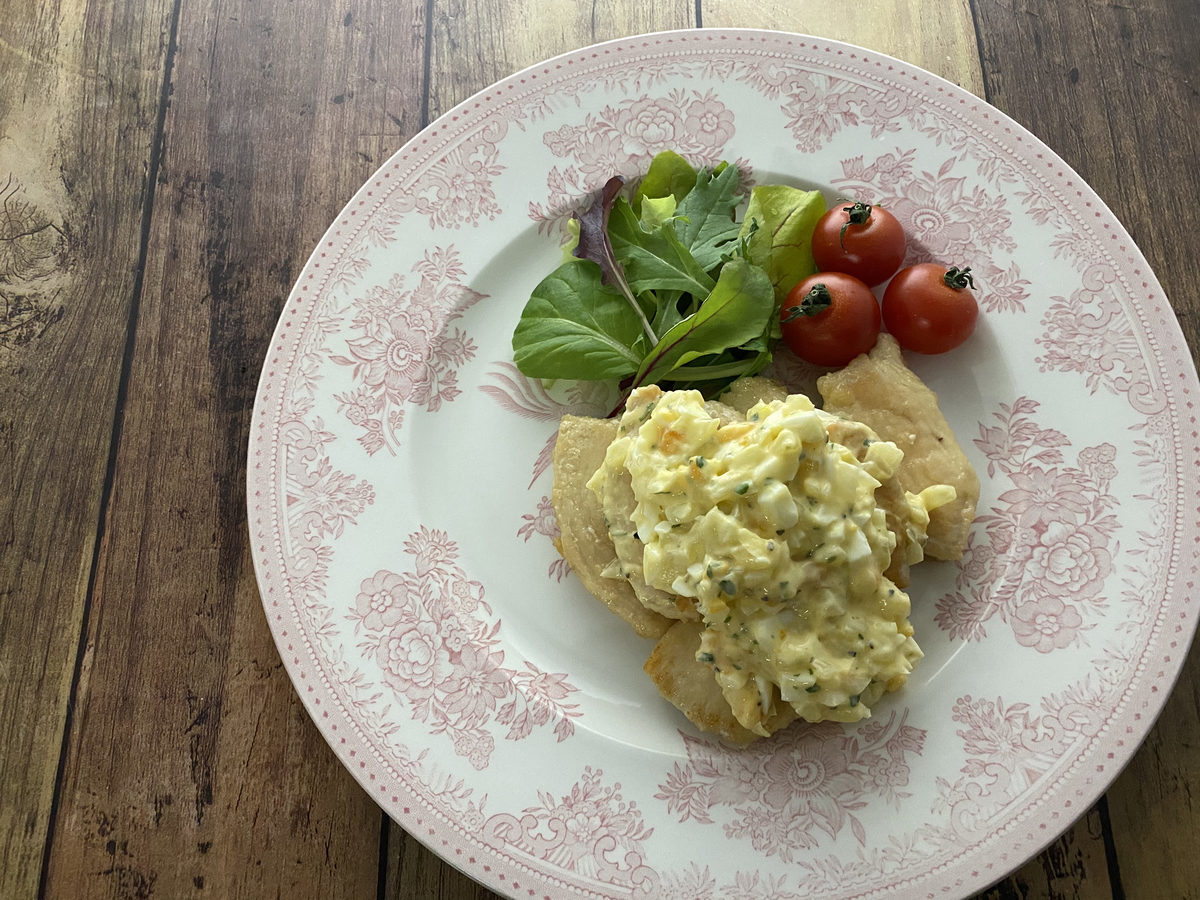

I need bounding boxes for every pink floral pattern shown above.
[928,685,1117,839]
[1036,261,1162,413]
[656,713,924,861]
[325,205,408,295]
[775,71,925,151]
[280,417,375,604]
[530,91,745,230]
[659,865,811,900]
[935,398,1118,648]
[518,495,570,581]
[833,150,1030,313]
[331,247,485,454]
[482,767,657,892]
[348,527,581,769]
[389,120,508,229]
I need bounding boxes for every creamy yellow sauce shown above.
[591,385,938,732]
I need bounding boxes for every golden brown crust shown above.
[643,621,763,745]
[716,375,790,413]
[551,415,672,639]
[818,334,980,559]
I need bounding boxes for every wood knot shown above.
[1,173,69,350]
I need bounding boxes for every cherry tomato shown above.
[811,201,906,287]
[881,264,979,354]
[780,272,881,368]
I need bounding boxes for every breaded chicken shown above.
[817,334,980,560]
[552,415,672,638]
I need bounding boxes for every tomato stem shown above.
[838,201,873,249]
[782,284,833,321]
[943,266,975,290]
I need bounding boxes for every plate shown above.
[248,29,1200,899]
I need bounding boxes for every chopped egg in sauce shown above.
[591,385,943,734]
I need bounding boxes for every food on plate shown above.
[552,350,974,741]
[811,200,906,287]
[881,263,980,355]
[643,619,792,744]
[520,152,982,742]
[512,151,985,393]
[818,333,980,560]
[779,271,881,368]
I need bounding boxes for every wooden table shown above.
[3,1,1198,897]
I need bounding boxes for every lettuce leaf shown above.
[511,259,647,379]
[632,149,698,215]
[607,197,717,298]
[672,163,743,271]
[632,258,774,388]
[739,184,826,303]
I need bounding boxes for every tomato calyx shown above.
[782,283,834,321]
[943,266,976,290]
[838,200,874,248]
[780,272,880,367]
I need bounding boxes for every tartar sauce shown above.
[591,385,942,733]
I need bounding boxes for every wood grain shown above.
[4,0,1198,898]
[38,1,426,897]
[700,0,984,95]
[0,2,174,897]
[426,0,696,117]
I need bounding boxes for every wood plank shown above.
[968,0,1200,897]
[970,0,1200,339]
[39,1,427,898]
[0,2,175,897]
[698,4,1118,897]
[390,4,704,896]
[426,0,697,115]
[700,0,984,95]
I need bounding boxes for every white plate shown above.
[248,29,1200,899]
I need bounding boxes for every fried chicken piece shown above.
[552,415,672,639]
[817,334,979,559]
[643,621,796,744]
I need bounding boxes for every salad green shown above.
[511,151,826,406]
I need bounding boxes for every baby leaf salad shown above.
[511,150,826,405]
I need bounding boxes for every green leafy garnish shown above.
[671,162,744,271]
[632,149,698,215]
[739,183,826,304]
[633,257,774,389]
[510,259,649,379]
[608,197,718,299]
[511,151,827,406]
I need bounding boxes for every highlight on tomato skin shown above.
[779,272,881,368]
[811,201,907,287]
[881,263,980,355]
